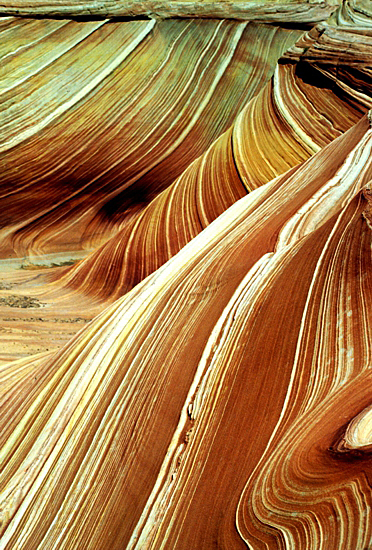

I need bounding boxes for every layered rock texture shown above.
[0,0,340,21]
[1,2,372,549]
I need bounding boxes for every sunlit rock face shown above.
[54,19,372,300]
[0,18,302,260]
[1,3,372,550]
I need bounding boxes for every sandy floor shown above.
[0,263,103,365]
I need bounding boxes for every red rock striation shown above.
[0,18,301,260]
[54,19,372,300]
[1,4,372,550]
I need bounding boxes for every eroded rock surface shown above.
[1,4,372,550]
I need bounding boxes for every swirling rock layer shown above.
[1,6,372,550]
[55,18,372,300]
[0,17,301,260]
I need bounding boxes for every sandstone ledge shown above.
[0,1,338,22]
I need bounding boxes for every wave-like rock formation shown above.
[2,3,372,549]
[1,107,372,548]
[55,19,372,300]
[0,17,302,260]
[331,0,372,26]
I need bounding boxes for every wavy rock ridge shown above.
[1,4,372,550]
[0,18,302,260]
[53,19,372,300]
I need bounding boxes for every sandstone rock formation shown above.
[1,2,372,549]
[0,1,339,22]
